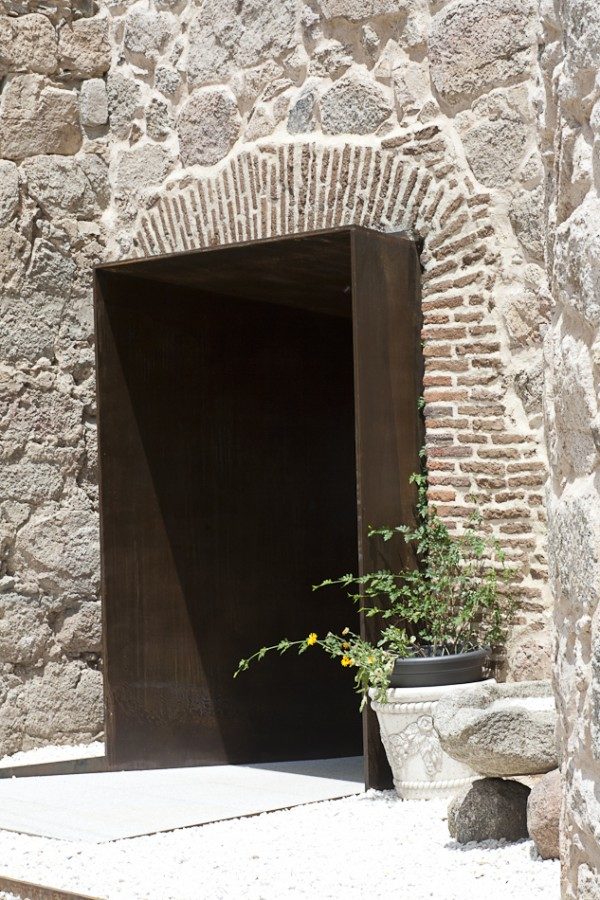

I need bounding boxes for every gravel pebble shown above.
[0,785,559,899]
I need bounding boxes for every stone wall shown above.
[0,0,553,753]
[539,0,600,896]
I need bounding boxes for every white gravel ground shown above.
[0,745,559,900]
[0,741,104,769]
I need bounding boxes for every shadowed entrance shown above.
[95,227,422,788]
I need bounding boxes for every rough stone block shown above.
[320,71,391,135]
[124,9,172,57]
[433,680,558,776]
[0,160,19,225]
[429,0,537,107]
[115,143,174,192]
[0,75,81,159]
[21,154,109,219]
[107,72,141,139]
[80,78,109,128]
[177,88,241,167]
[186,0,297,86]
[448,777,530,843]
[58,15,110,78]
[527,768,561,859]
[0,13,58,76]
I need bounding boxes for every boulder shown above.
[448,777,530,843]
[433,680,557,776]
[527,768,561,859]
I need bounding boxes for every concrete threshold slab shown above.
[0,756,364,843]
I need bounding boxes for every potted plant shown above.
[235,467,515,799]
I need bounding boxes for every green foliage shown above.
[235,458,517,707]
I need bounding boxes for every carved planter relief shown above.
[369,682,488,800]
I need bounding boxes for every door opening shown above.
[94,227,422,789]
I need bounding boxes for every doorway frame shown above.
[94,226,423,789]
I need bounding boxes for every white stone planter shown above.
[369,681,494,800]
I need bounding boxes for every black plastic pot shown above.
[388,648,489,689]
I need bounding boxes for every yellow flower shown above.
[341,656,353,667]
[342,642,350,649]
[367,656,374,664]
[307,632,318,646]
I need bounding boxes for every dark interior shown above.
[95,228,422,786]
[96,231,363,770]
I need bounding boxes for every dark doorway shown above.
[95,227,422,788]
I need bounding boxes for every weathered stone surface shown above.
[146,96,173,141]
[0,13,58,75]
[177,89,241,167]
[527,769,560,859]
[187,0,298,86]
[80,79,109,128]
[448,777,530,843]
[0,161,19,225]
[22,155,109,219]
[553,194,600,327]
[59,15,111,78]
[429,0,537,107]
[155,64,180,96]
[460,89,532,189]
[0,660,103,754]
[0,595,53,667]
[434,680,557,776]
[56,602,102,656]
[510,186,545,261]
[124,10,172,57]
[320,0,406,19]
[115,143,173,192]
[287,82,318,134]
[107,72,141,139]
[13,507,100,598]
[320,71,391,135]
[0,76,81,159]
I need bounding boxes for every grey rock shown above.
[448,777,530,843]
[320,71,391,135]
[460,88,532,190]
[0,13,58,76]
[177,89,241,167]
[155,64,181,95]
[0,595,53,667]
[107,72,141,139]
[58,15,111,78]
[80,79,109,128]
[433,680,558,776]
[527,769,561,859]
[553,194,600,327]
[320,0,406,19]
[124,10,172,57]
[429,0,537,107]
[0,161,19,226]
[510,186,545,261]
[287,82,318,134]
[56,602,102,656]
[186,0,298,87]
[14,507,100,598]
[114,144,173,192]
[0,76,81,160]
[146,96,173,142]
[22,155,108,219]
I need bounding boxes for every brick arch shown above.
[133,135,494,275]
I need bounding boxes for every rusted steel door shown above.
[94,228,421,787]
